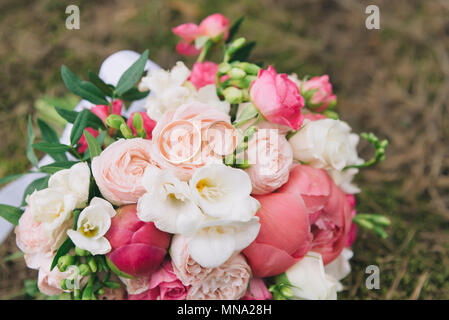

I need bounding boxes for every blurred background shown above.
[0,0,448,299]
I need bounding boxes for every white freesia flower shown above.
[27,188,77,242]
[289,119,363,193]
[137,164,261,268]
[139,62,229,120]
[67,197,116,255]
[324,248,353,291]
[48,162,90,208]
[137,166,204,236]
[285,252,340,300]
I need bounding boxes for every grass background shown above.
[1,0,449,299]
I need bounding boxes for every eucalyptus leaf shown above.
[55,107,78,123]
[115,49,149,96]
[37,118,67,162]
[61,65,109,105]
[32,142,71,154]
[120,88,150,101]
[0,204,24,226]
[88,71,114,97]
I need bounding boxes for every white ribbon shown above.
[0,50,161,244]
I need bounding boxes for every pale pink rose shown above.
[241,278,272,300]
[37,255,71,296]
[172,14,230,56]
[91,138,159,205]
[98,287,126,300]
[126,112,157,140]
[301,75,337,112]
[187,254,251,300]
[245,131,293,195]
[151,102,233,180]
[250,66,305,130]
[15,207,53,269]
[189,62,219,89]
[170,235,213,286]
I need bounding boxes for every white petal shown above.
[67,230,111,255]
[325,248,353,282]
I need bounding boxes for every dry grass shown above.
[0,0,448,299]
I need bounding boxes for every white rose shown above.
[137,164,261,268]
[285,252,340,300]
[289,119,363,193]
[324,248,353,291]
[27,188,77,242]
[67,197,116,255]
[48,162,90,208]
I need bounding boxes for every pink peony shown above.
[151,102,232,180]
[91,138,159,205]
[241,278,272,300]
[245,131,293,195]
[188,62,219,89]
[278,164,353,265]
[128,261,189,300]
[250,66,305,130]
[301,75,337,112]
[345,194,357,247]
[91,100,123,125]
[243,192,311,277]
[105,204,170,276]
[172,14,230,56]
[77,127,99,154]
[126,112,157,140]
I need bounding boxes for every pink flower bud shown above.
[126,112,157,139]
[301,75,337,112]
[188,61,219,89]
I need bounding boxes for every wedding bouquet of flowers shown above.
[0,13,389,300]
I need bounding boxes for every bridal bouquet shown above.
[0,13,389,300]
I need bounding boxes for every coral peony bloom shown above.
[243,192,311,277]
[245,131,293,195]
[126,112,157,140]
[91,138,158,205]
[189,62,219,89]
[241,278,272,300]
[250,66,305,130]
[172,14,230,56]
[105,204,170,276]
[277,165,353,265]
[128,261,189,300]
[301,75,337,112]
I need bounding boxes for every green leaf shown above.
[105,257,134,279]
[32,142,71,154]
[96,130,106,146]
[115,49,149,96]
[120,87,150,102]
[0,204,24,226]
[229,41,256,62]
[26,116,39,168]
[3,251,24,263]
[37,119,59,144]
[84,130,102,159]
[21,176,50,206]
[55,107,78,123]
[61,65,109,105]
[227,16,245,43]
[70,109,90,146]
[0,173,26,186]
[88,71,114,97]
[73,209,81,229]
[50,238,74,270]
[39,161,78,174]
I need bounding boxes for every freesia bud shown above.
[229,68,246,80]
[75,247,89,257]
[87,256,97,273]
[120,123,134,139]
[57,255,75,272]
[78,264,91,276]
[223,87,243,104]
[106,114,126,130]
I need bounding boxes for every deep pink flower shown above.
[126,112,157,139]
[91,99,123,125]
[301,75,337,112]
[188,62,219,89]
[250,66,305,130]
[105,204,170,276]
[77,127,99,154]
[345,194,357,247]
[241,278,272,300]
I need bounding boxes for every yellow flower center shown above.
[80,223,98,238]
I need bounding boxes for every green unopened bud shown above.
[225,37,246,62]
[60,279,68,291]
[132,113,144,132]
[106,114,125,130]
[97,288,105,296]
[120,123,133,139]
[374,226,388,239]
[78,264,91,276]
[223,87,243,104]
[229,68,246,80]
[218,63,231,75]
[87,256,97,273]
[57,255,75,272]
[323,110,339,120]
[237,62,261,75]
[280,286,293,299]
[75,247,89,257]
[354,217,374,230]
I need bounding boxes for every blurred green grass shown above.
[1,0,449,299]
